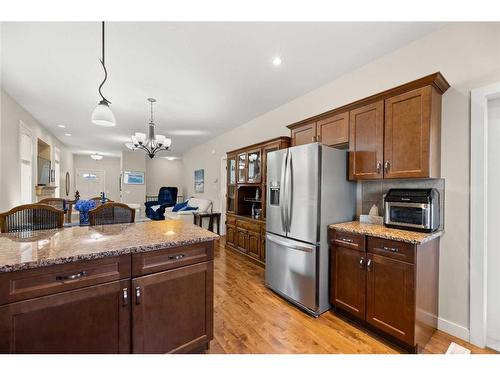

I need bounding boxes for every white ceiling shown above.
[1,22,445,157]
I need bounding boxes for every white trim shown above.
[219,155,227,236]
[470,81,500,348]
[438,317,470,341]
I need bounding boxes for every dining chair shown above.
[88,202,135,226]
[0,204,65,233]
[39,197,72,223]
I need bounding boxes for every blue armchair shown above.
[145,187,178,220]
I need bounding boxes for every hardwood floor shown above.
[208,238,496,354]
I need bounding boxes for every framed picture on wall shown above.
[123,171,145,185]
[194,169,204,193]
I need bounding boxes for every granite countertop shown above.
[0,220,219,273]
[329,221,442,245]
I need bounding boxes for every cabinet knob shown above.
[367,259,373,272]
[122,288,129,306]
[135,286,142,305]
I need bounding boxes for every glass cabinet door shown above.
[227,185,235,212]
[228,158,236,185]
[247,150,261,183]
[237,153,246,183]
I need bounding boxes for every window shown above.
[19,121,33,204]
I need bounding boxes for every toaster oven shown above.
[383,188,440,232]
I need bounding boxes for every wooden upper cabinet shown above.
[348,101,384,180]
[291,121,316,146]
[384,86,438,179]
[317,112,349,147]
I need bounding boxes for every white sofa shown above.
[164,197,212,224]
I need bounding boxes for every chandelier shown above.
[126,98,172,158]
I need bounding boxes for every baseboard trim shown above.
[438,317,470,341]
[486,337,500,352]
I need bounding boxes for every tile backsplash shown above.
[357,178,445,230]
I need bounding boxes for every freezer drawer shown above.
[265,233,317,313]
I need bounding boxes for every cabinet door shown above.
[132,261,213,354]
[291,122,317,146]
[236,229,248,253]
[227,156,236,185]
[0,280,130,353]
[247,149,262,183]
[331,246,366,320]
[247,231,260,259]
[384,87,432,178]
[317,112,349,147]
[226,225,236,246]
[366,253,415,346]
[237,153,247,183]
[348,101,384,180]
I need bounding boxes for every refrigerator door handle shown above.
[279,149,288,233]
[266,233,315,253]
[286,150,293,232]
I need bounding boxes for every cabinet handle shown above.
[384,161,390,173]
[168,253,185,260]
[382,246,399,253]
[335,238,359,247]
[317,134,321,142]
[340,237,353,243]
[367,259,373,272]
[135,286,142,305]
[122,288,128,306]
[376,162,382,174]
[359,257,365,269]
[56,271,86,281]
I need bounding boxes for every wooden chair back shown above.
[0,204,65,233]
[39,198,73,223]
[88,203,135,226]
[89,197,114,207]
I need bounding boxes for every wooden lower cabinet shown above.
[331,245,366,320]
[132,261,213,354]
[225,214,267,264]
[366,253,415,345]
[329,229,439,352]
[0,280,130,353]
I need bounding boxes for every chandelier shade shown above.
[126,98,172,159]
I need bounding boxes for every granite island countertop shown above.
[328,221,442,245]
[0,220,219,273]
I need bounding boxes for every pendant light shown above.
[126,98,172,158]
[91,21,116,127]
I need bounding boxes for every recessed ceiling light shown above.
[57,124,66,128]
[64,133,72,137]
[272,56,282,66]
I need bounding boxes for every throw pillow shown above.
[172,201,188,212]
[179,205,198,212]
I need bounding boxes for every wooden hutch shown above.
[225,136,291,265]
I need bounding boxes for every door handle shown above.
[135,286,142,305]
[56,271,86,281]
[367,259,373,272]
[359,257,365,269]
[266,233,315,253]
[280,151,288,232]
[122,288,129,306]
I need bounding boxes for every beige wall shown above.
[146,158,184,198]
[0,89,74,211]
[73,155,121,202]
[121,150,146,206]
[182,22,500,337]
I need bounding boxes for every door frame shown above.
[219,156,227,236]
[470,81,500,348]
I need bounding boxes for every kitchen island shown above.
[0,220,219,354]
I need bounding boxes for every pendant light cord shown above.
[98,21,111,104]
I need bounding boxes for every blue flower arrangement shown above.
[74,199,97,225]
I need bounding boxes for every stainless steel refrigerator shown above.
[265,142,356,316]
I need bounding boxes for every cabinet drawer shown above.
[237,219,260,233]
[132,241,214,277]
[367,237,415,264]
[0,255,131,305]
[330,230,366,252]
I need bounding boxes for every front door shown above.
[76,169,105,199]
